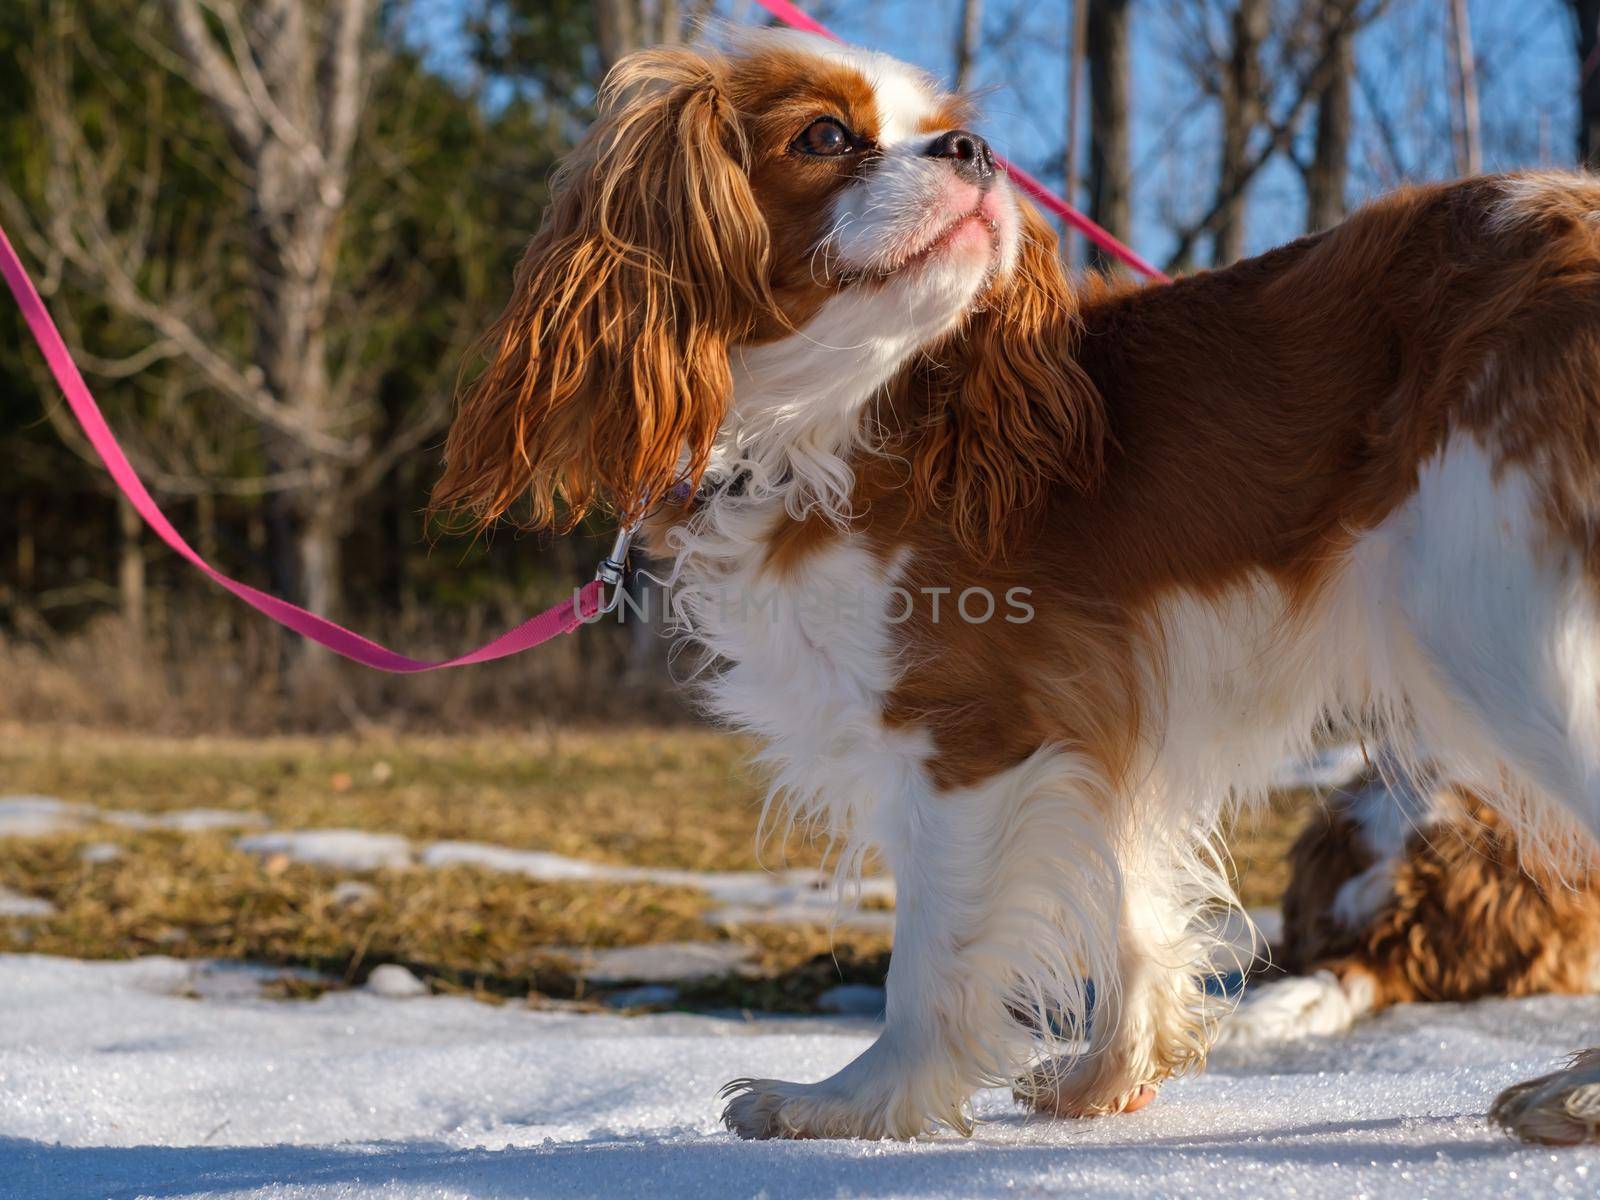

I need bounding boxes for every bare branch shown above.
[319,0,377,195]
[164,0,263,153]
[954,0,983,93]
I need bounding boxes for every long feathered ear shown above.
[899,200,1106,557]
[432,47,774,533]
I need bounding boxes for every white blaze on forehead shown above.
[752,29,944,147]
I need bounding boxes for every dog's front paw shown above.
[1014,1066,1158,1118]
[1490,1049,1600,1145]
[719,1076,942,1140]
[1013,1051,1166,1120]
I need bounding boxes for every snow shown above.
[0,795,268,838]
[236,829,414,872]
[574,940,756,986]
[0,796,93,838]
[0,887,55,918]
[105,808,269,832]
[364,964,430,999]
[2,955,1599,1198]
[227,830,893,928]
[421,838,896,916]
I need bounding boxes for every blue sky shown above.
[818,0,1577,267]
[411,1,1580,270]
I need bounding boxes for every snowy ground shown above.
[3,955,1599,1199]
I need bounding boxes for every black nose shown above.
[924,129,995,185]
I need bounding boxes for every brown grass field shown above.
[0,725,1311,1010]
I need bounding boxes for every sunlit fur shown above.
[433,48,778,532]
[893,204,1105,557]
[437,30,1600,1147]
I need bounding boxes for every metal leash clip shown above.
[592,521,638,616]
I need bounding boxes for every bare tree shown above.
[595,0,715,75]
[1447,0,1481,176]
[1086,0,1132,273]
[1157,0,1386,270]
[1305,0,1356,231]
[1063,0,1088,266]
[118,495,146,640]
[1,0,492,669]
[954,0,983,93]
[1569,0,1600,167]
[1214,0,1269,264]
[157,0,380,627]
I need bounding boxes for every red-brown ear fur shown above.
[893,201,1106,557]
[432,47,776,533]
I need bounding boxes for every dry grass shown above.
[0,611,685,735]
[0,724,810,871]
[0,726,1310,1011]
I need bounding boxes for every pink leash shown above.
[0,222,602,673]
[750,0,1172,284]
[2,5,1163,673]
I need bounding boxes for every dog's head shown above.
[434,31,1090,534]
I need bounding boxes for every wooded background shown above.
[0,0,1594,732]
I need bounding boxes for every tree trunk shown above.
[1305,3,1353,232]
[1213,0,1268,265]
[118,493,146,643]
[1571,0,1600,167]
[596,0,643,77]
[1448,0,1481,176]
[1085,0,1132,273]
[1063,0,1088,267]
[298,500,343,622]
[16,493,35,594]
[954,0,983,92]
[195,490,218,562]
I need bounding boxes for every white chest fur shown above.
[663,496,928,870]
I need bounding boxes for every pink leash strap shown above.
[0,221,602,673]
[749,0,1171,284]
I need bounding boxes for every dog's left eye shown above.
[792,117,856,157]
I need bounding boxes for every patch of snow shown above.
[423,840,894,927]
[100,957,329,1001]
[236,829,413,872]
[106,807,269,832]
[328,880,381,910]
[422,841,613,881]
[0,887,56,918]
[77,841,122,864]
[185,962,332,1002]
[575,941,755,986]
[0,795,93,837]
[0,954,1598,1198]
[365,964,430,999]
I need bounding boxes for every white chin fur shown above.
[722,229,1002,521]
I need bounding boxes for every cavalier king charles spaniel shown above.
[1222,757,1600,1032]
[433,29,1600,1144]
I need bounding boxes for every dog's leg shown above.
[1390,439,1600,1143]
[1490,1049,1600,1145]
[1215,961,1384,1046]
[721,749,1119,1140]
[1014,842,1221,1117]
